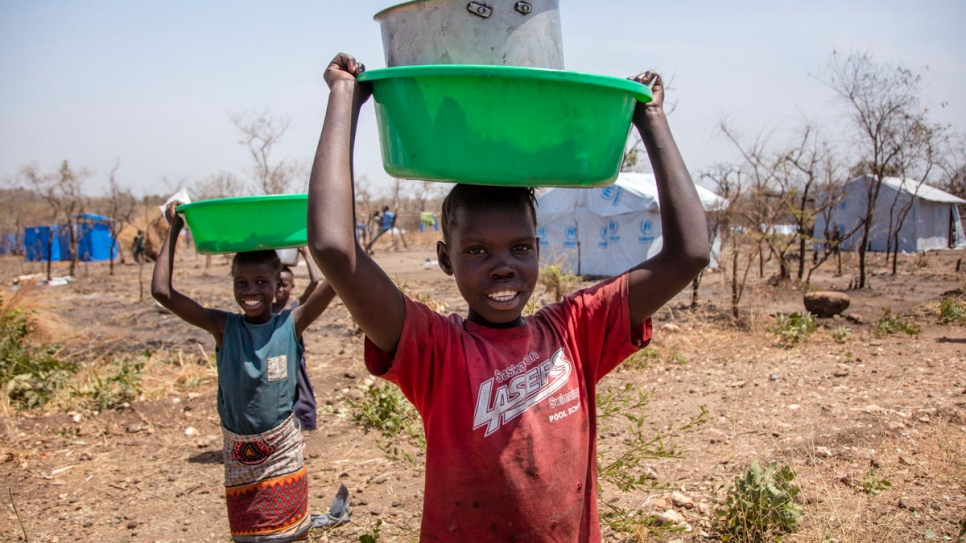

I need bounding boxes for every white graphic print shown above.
[266,354,287,382]
[472,348,572,437]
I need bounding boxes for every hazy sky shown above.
[2,1,964,198]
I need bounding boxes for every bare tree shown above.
[702,163,759,320]
[820,51,944,288]
[231,110,304,194]
[196,171,245,201]
[938,134,966,220]
[97,161,139,276]
[720,122,797,281]
[21,161,88,280]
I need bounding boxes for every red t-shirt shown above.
[365,274,651,542]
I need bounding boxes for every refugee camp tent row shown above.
[23,213,118,262]
[813,176,966,253]
[535,172,728,277]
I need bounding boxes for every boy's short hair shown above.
[280,266,294,276]
[231,250,281,275]
[440,185,537,243]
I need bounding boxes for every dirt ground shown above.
[1,232,964,543]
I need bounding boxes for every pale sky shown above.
[2,1,964,198]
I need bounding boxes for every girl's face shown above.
[232,261,278,323]
[437,202,539,328]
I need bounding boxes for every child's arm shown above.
[151,202,227,345]
[290,279,336,337]
[295,246,320,306]
[626,72,711,327]
[307,53,406,355]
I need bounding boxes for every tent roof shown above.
[857,176,966,204]
[538,172,728,213]
[618,172,728,211]
[72,213,113,222]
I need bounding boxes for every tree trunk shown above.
[731,244,740,319]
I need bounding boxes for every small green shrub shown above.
[831,325,852,344]
[540,263,580,303]
[596,383,707,536]
[713,460,804,542]
[347,383,425,465]
[939,299,966,325]
[1,297,75,410]
[873,308,921,338]
[772,312,819,346]
[862,468,891,496]
[358,519,382,543]
[83,357,145,411]
[622,347,663,370]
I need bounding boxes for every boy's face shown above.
[276,271,295,304]
[437,202,539,327]
[232,261,278,323]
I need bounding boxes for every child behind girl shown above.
[152,202,336,543]
[272,247,322,431]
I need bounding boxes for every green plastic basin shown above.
[177,194,307,254]
[357,65,652,187]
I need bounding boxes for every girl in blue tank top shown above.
[152,201,338,543]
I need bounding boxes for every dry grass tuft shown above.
[1,283,73,345]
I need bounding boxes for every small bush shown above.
[82,357,145,411]
[862,468,891,496]
[1,295,76,410]
[939,299,966,325]
[713,460,803,542]
[873,308,921,338]
[347,383,425,465]
[540,263,580,303]
[771,312,819,346]
[596,383,707,537]
[831,325,852,344]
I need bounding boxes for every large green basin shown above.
[357,65,652,187]
[178,194,307,254]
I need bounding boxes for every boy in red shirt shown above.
[307,53,710,542]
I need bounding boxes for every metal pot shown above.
[373,0,564,68]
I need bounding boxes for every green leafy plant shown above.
[771,312,819,346]
[873,308,921,338]
[713,460,804,542]
[540,263,580,303]
[861,468,891,496]
[831,325,852,344]
[358,519,382,543]
[84,357,145,411]
[622,347,663,371]
[596,383,707,536]
[347,383,425,465]
[1,297,75,409]
[939,299,966,325]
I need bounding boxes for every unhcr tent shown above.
[536,172,727,277]
[813,176,966,252]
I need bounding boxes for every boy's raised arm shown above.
[151,203,227,342]
[307,53,406,355]
[626,72,711,327]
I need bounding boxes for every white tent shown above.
[813,176,966,253]
[535,172,727,277]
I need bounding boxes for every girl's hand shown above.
[165,201,184,228]
[630,71,665,124]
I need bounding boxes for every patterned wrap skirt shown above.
[222,414,310,542]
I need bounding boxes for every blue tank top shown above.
[217,310,302,434]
